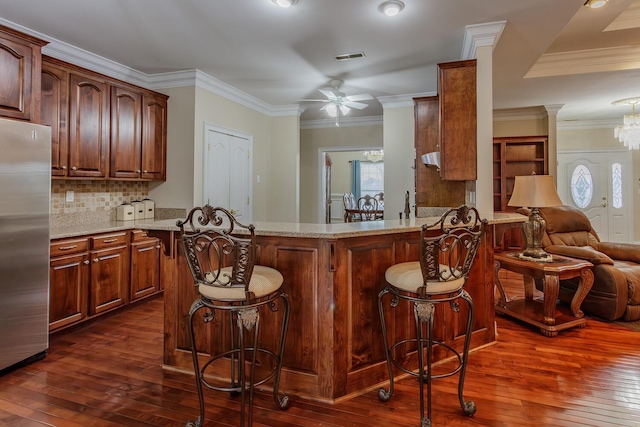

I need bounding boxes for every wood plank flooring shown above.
[1,270,639,426]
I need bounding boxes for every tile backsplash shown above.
[51,180,149,226]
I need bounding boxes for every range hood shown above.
[421,152,440,168]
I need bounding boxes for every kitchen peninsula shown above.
[134,212,525,403]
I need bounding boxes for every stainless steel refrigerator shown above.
[0,117,51,372]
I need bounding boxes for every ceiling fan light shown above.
[325,103,338,117]
[379,0,405,16]
[339,105,350,116]
[584,0,608,8]
[272,0,297,8]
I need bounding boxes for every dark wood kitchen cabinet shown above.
[49,237,89,332]
[438,59,477,181]
[42,56,167,181]
[0,25,47,122]
[414,95,466,208]
[140,93,168,180]
[41,60,69,177]
[88,232,129,315]
[110,86,168,181]
[130,230,161,301]
[110,84,143,179]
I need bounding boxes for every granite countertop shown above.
[50,212,526,240]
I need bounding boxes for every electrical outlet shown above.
[65,190,75,202]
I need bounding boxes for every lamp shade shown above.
[508,175,562,208]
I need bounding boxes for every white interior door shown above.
[203,125,252,222]
[557,151,632,242]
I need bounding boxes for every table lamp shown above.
[507,174,563,261]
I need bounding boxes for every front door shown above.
[557,150,632,242]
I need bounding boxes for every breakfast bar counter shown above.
[130,213,522,403]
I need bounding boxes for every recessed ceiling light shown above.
[378,0,405,17]
[272,0,297,7]
[584,0,608,8]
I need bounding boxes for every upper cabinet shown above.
[42,56,168,181]
[0,25,47,123]
[438,60,477,181]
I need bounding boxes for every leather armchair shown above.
[536,205,640,321]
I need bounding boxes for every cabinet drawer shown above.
[50,237,89,257]
[131,229,155,243]
[91,232,128,249]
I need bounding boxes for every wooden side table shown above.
[494,252,594,337]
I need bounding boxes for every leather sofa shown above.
[533,205,640,321]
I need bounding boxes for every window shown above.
[570,165,593,208]
[612,162,622,209]
[360,161,384,198]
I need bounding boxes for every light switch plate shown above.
[65,190,75,202]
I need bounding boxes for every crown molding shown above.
[461,20,506,60]
[377,92,435,109]
[557,118,622,130]
[300,116,383,130]
[525,45,640,78]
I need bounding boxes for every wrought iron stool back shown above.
[178,205,290,427]
[378,205,487,427]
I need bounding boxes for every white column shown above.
[544,104,563,179]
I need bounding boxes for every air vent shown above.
[335,52,366,61]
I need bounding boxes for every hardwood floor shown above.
[1,271,639,427]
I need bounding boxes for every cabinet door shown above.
[49,252,89,331]
[89,245,128,315]
[130,238,161,301]
[41,60,69,177]
[68,73,109,178]
[110,85,142,179]
[0,27,45,122]
[438,60,477,181]
[141,93,167,181]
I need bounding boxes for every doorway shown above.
[203,124,253,222]
[318,147,384,223]
[557,150,633,242]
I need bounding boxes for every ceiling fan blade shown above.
[346,93,373,102]
[299,99,330,102]
[344,101,368,110]
[319,89,339,100]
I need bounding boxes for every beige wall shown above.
[299,124,382,223]
[149,86,196,211]
[149,85,299,222]
[383,106,415,219]
[493,118,547,138]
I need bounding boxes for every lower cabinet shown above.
[49,229,162,333]
[89,233,129,315]
[130,231,161,301]
[49,239,89,331]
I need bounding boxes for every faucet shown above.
[404,191,410,219]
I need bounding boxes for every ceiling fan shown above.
[300,79,373,126]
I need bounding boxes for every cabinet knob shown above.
[156,245,161,249]
[83,260,90,265]
[143,170,147,173]
[62,165,67,170]
[93,258,99,263]
[72,166,77,171]
[136,169,141,173]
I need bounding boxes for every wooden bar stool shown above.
[178,205,290,427]
[377,205,487,427]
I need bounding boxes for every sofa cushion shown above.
[615,261,640,306]
[541,205,592,234]
[545,244,614,265]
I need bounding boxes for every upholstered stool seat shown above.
[377,206,487,427]
[178,205,290,427]
[201,266,284,300]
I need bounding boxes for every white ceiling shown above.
[1,0,640,124]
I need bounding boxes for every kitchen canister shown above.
[116,203,135,221]
[142,198,155,219]
[131,200,145,220]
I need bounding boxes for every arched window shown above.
[570,165,593,208]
